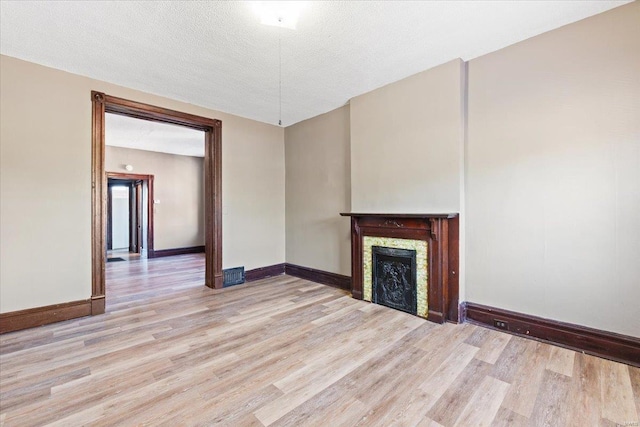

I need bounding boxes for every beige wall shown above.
[350,59,465,214]
[106,146,204,250]
[0,55,285,313]
[285,105,351,276]
[285,4,639,338]
[466,2,640,336]
[2,3,638,339]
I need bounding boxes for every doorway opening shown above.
[91,92,222,315]
[106,172,154,262]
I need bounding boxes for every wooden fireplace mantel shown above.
[340,213,460,323]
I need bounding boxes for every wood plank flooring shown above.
[1,254,639,426]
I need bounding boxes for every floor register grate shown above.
[223,266,245,287]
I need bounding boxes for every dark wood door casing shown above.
[106,185,113,250]
[135,181,143,253]
[128,181,135,253]
[92,91,223,315]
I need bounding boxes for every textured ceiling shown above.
[0,1,630,126]
[106,113,204,158]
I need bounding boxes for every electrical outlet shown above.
[494,319,509,330]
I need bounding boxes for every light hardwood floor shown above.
[1,254,639,426]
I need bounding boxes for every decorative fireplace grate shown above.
[372,246,417,315]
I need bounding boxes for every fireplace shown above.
[340,213,460,323]
[372,246,417,315]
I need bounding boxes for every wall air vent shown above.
[223,266,245,287]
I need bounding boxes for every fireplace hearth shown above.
[372,246,417,315]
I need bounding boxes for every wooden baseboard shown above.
[463,302,640,367]
[0,300,92,334]
[285,263,352,290]
[244,263,351,291]
[148,245,205,258]
[245,263,285,282]
[91,295,105,315]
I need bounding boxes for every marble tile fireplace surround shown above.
[340,213,460,323]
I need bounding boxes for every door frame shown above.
[133,180,143,253]
[91,91,222,315]
[106,172,155,255]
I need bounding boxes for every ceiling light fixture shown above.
[251,1,305,30]
[250,1,305,126]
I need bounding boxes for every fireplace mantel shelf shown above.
[340,213,457,219]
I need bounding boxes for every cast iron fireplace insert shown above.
[372,246,417,315]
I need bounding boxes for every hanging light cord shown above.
[278,18,282,126]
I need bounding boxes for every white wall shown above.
[466,2,640,337]
[0,55,285,313]
[110,186,130,249]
